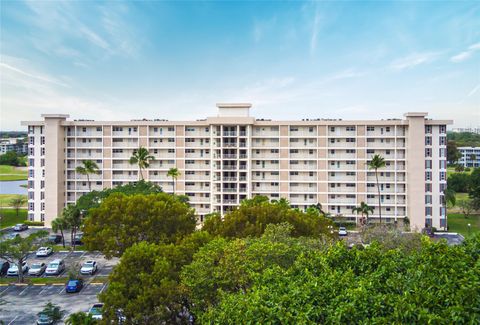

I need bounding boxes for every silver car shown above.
[28,262,46,276]
[7,261,28,276]
[45,259,65,276]
[36,247,53,257]
[80,260,98,275]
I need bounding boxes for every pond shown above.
[0,181,28,195]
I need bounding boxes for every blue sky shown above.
[1,1,479,130]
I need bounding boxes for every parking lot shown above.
[1,248,119,324]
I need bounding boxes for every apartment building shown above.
[458,147,480,168]
[22,104,451,231]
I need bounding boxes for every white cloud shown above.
[450,42,480,63]
[310,9,322,55]
[390,52,440,71]
[0,62,69,87]
[467,83,480,97]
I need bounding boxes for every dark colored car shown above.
[73,233,83,245]
[0,261,10,276]
[47,234,63,244]
[66,279,84,293]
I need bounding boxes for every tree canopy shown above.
[200,233,480,324]
[202,195,335,239]
[82,192,196,257]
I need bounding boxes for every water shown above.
[0,181,27,195]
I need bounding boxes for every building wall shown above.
[458,147,480,168]
[22,106,452,231]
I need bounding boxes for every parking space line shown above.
[19,286,29,296]
[7,315,18,325]
[58,286,65,294]
[0,286,10,295]
[99,283,107,294]
[38,286,48,295]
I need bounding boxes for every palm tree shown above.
[129,147,154,180]
[52,216,68,248]
[76,160,99,191]
[352,201,374,226]
[10,195,26,218]
[368,154,386,224]
[167,167,180,194]
[65,311,96,325]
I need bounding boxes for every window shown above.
[439,136,446,145]
[425,125,432,134]
[29,159,34,167]
[41,148,45,156]
[439,148,446,157]
[96,127,102,132]
[346,126,356,131]
[29,202,34,211]
[168,127,174,132]
[425,207,432,216]
[386,127,390,132]
[425,183,432,192]
[439,183,446,192]
[367,126,375,131]
[425,137,432,145]
[346,138,355,143]
[425,195,432,204]
[425,160,432,169]
[439,160,446,169]
[440,172,446,181]
[330,127,335,132]
[439,125,446,134]
[425,148,432,157]
[425,171,432,181]
[168,149,175,153]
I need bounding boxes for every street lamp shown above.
[467,223,471,237]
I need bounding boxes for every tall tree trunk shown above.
[172,177,176,194]
[17,259,24,283]
[139,167,144,180]
[72,227,77,251]
[60,227,65,248]
[87,173,91,191]
[375,168,382,224]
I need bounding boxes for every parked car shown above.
[28,262,47,276]
[36,313,53,325]
[89,303,104,320]
[13,224,28,231]
[36,247,54,257]
[45,259,65,276]
[338,227,348,236]
[0,261,10,276]
[3,233,20,241]
[66,279,84,293]
[47,234,63,244]
[73,233,83,245]
[7,261,28,276]
[80,260,98,275]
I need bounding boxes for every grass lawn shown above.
[0,194,27,207]
[0,165,27,181]
[447,166,473,177]
[447,213,480,237]
[0,208,27,229]
[0,277,70,285]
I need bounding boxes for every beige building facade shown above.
[22,104,451,231]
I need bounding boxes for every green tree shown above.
[202,196,335,239]
[0,231,48,282]
[469,168,480,210]
[82,193,196,258]
[455,164,465,172]
[443,187,456,207]
[62,205,82,251]
[38,302,64,324]
[0,151,20,166]
[9,195,26,218]
[167,167,181,194]
[75,160,100,191]
[65,312,97,325]
[129,146,154,180]
[75,180,162,215]
[199,235,480,324]
[458,199,475,219]
[368,154,386,224]
[100,231,212,324]
[447,172,471,193]
[352,201,374,226]
[51,216,68,248]
[447,140,462,164]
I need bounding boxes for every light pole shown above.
[467,223,471,237]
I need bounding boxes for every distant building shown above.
[452,128,480,134]
[23,104,452,232]
[458,147,480,168]
[0,137,28,155]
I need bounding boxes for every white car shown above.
[28,262,46,276]
[7,261,28,276]
[88,303,103,320]
[338,227,348,236]
[36,247,53,257]
[13,224,28,231]
[45,259,65,276]
[80,260,98,275]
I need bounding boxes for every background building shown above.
[22,104,451,231]
[458,147,480,168]
[0,137,28,155]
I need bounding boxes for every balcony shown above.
[328,164,356,171]
[112,141,138,148]
[223,131,237,137]
[327,141,355,148]
[290,186,317,193]
[329,186,356,193]
[185,185,209,191]
[223,154,237,159]
[329,198,357,204]
[328,175,356,181]
[112,174,138,180]
[253,186,279,192]
[289,141,317,148]
[289,163,317,170]
[189,196,210,203]
[185,142,210,148]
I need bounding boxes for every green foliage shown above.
[448,131,480,147]
[38,302,64,323]
[65,312,97,325]
[202,196,335,239]
[75,160,100,191]
[0,151,24,166]
[9,195,26,219]
[469,168,480,210]
[100,231,212,324]
[182,223,331,314]
[447,140,462,164]
[167,167,181,193]
[24,220,44,226]
[200,235,480,324]
[75,179,162,214]
[129,146,154,180]
[448,172,471,193]
[83,192,196,257]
